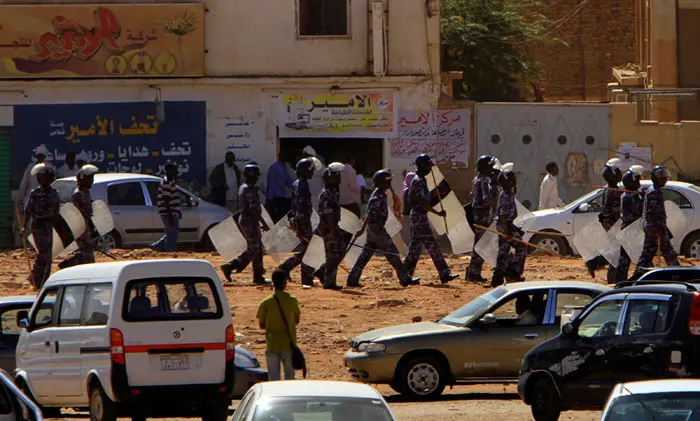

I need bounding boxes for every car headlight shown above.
[234,352,260,369]
[357,342,386,353]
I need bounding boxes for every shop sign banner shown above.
[0,4,204,78]
[390,109,471,164]
[12,101,207,188]
[280,92,395,138]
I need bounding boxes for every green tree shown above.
[441,0,558,101]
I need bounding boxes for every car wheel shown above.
[397,356,446,400]
[682,231,700,259]
[97,231,120,252]
[89,383,117,421]
[530,377,561,421]
[201,397,230,421]
[530,234,567,256]
[200,226,217,252]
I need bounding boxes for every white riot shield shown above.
[302,235,326,269]
[28,203,86,259]
[59,200,115,257]
[616,220,644,265]
[311,210,320,230]
[601,220,622,266]
[425,167,466,236]
[392,234,408,256]
[262,216,301,262]
[573,220,614,262]
[261,207,274,230]
[515,200,536,233]
[339,208,361,234]
[385,205,403,237]
[208,217,247,262]
[474,222,499,268]
[665,201,688,240]
[343,233,368,268]
[448,219,475,255]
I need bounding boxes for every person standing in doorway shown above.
[151,163,182,252]
[257,269,301,381]
[209,151,241,212]
[57,152,79,179]
[339,156,361,218]
[267,151,295,223]
[538,162,565,210]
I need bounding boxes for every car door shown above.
[106,181,155,245]
[571,190,603,235]
[559,294,627,406]
[145,181,200,243]
[0,304,32,373]
[18,288,59,399]
[51,285,86,398]
[459,289,551,379]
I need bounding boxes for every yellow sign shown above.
[0,4,204,78]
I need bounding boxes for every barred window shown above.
[298,0,349,37]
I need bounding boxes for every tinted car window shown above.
[555,291,596,317]
[491,291,548,326]
[623,300,671,335]
[108,182,145,206]
[578,299,624,339]
[123,277,222,322]
[662,188,693,209]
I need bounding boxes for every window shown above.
[555,291,596,319]
[623,299,671,335]
[1,308,26,335]
[440,287,508,326]
[574,192,603,213]
[604,392,700,421]
[298,0,349,37]
[578,299,624,339]
[253,397,394,421]
[31,289,58,329]
[491,291,548,326]
[123,277,222,322]
[107,182,145,206]
[662,188,693,209]
[59,286,86,326]
[81,284,112,326]
[146,181,191,207]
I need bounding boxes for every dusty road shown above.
[1,248,691,420]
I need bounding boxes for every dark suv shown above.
[517,280,700,421]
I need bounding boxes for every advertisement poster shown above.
[0,4,204,78]
[390,109,471,164]
[12,101,207,188]
[280,92,395,138]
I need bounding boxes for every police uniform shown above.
[493,189,527,284]
[279,178,315,286]
[614,190,643,283]
[59,186,95,268]
[317,185,344,288]
[586,188,622,282]
[347,188,413,286]
[636,186,679,270]
[467,173,493,279]
[230,183,265,282]
[25,185,60,288]
[403,176,452,280]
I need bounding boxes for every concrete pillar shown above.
[649,0,678,121]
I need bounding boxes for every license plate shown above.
[160,355,189,370]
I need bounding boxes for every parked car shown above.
[230,381,397,421]
[15,259,235,421]
[522,181,700,258]
[633,266,700,283]
[0,369,45,421]
[232,346,267,398]
[601,379,700,421]
[344,281,610,400]
[52,173,231,250]
[0,297,36,374]
[518,280,700,421]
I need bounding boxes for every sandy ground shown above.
[1,248,695,420]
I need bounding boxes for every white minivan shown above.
[14,260,235,421]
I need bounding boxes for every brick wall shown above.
[526,0,636,101]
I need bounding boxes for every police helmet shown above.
[650,165,671,184]
[373,169,393,189]
[477,155,494,173]
[77,164,99,179]
[621,170,641,191]
[296,158,315,177]
[31,162,55,176]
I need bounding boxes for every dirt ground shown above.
[1,248,695,420]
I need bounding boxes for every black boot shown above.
[441,273,460,284]
[491,270,506,287]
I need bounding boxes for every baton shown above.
[83,237,118,261]
[474,224,559,256]
[584,184,634,194]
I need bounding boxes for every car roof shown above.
[257,381,382,399]
[503,281,610,293]
[616,379,700,395]
[0,296,35,304]
[44,259,216,285]
[55,173,161,183]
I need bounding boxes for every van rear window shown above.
[122,278,223,322]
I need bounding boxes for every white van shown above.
[14,260,235,421]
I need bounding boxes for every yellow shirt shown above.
[256,291,300,352]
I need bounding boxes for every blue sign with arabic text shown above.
[12,101,207,189]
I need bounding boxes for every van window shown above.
[59,286,86,326]
[122,278,222,322]
[108,182,146,206]
[82,284,112,326]
[32,289,58,329]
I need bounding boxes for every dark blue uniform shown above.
[25,186,60,288]
[467,174,493,278]
[279,179,315,286]
[403,176,451,279]
[588,189,622,283]
[494,190,527,278]
[636,187,679,269]
[348,188,412,285]
[317,186,344,288]
[232,184,265,282]
[59,187,95,268]
[613,191,643,283]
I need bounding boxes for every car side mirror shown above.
[16,311,28,329]
[479,313,497,326]
[192,199,199,208]
[561,322,576,337]
[578,203,590,213]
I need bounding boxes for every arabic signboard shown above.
[12,101,207,188]
[0,4,204,78]
[390,109,471,164]
[280,92,395,138]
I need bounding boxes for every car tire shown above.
[98,230,120,252]
[682,231,700,259]
[89,383,117,421]
[396,355,446,401]
[201,397,230,421]
[530,234,567,256]
[530,377,561,421]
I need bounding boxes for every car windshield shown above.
[52,180,78,203]
[603,391,700,421]
[439,287,508,326]
[253,397,393,421]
